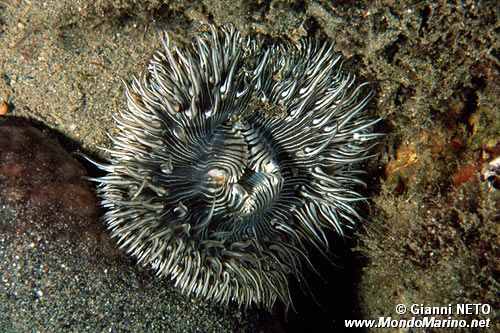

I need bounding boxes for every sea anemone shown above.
[89,24,379,311]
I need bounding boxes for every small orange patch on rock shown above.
[385,144,418,178]
[452,163,480,186]
[0,101,9,115]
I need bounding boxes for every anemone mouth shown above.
[91,24,379,311]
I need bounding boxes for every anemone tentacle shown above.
[91,24,379,311]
